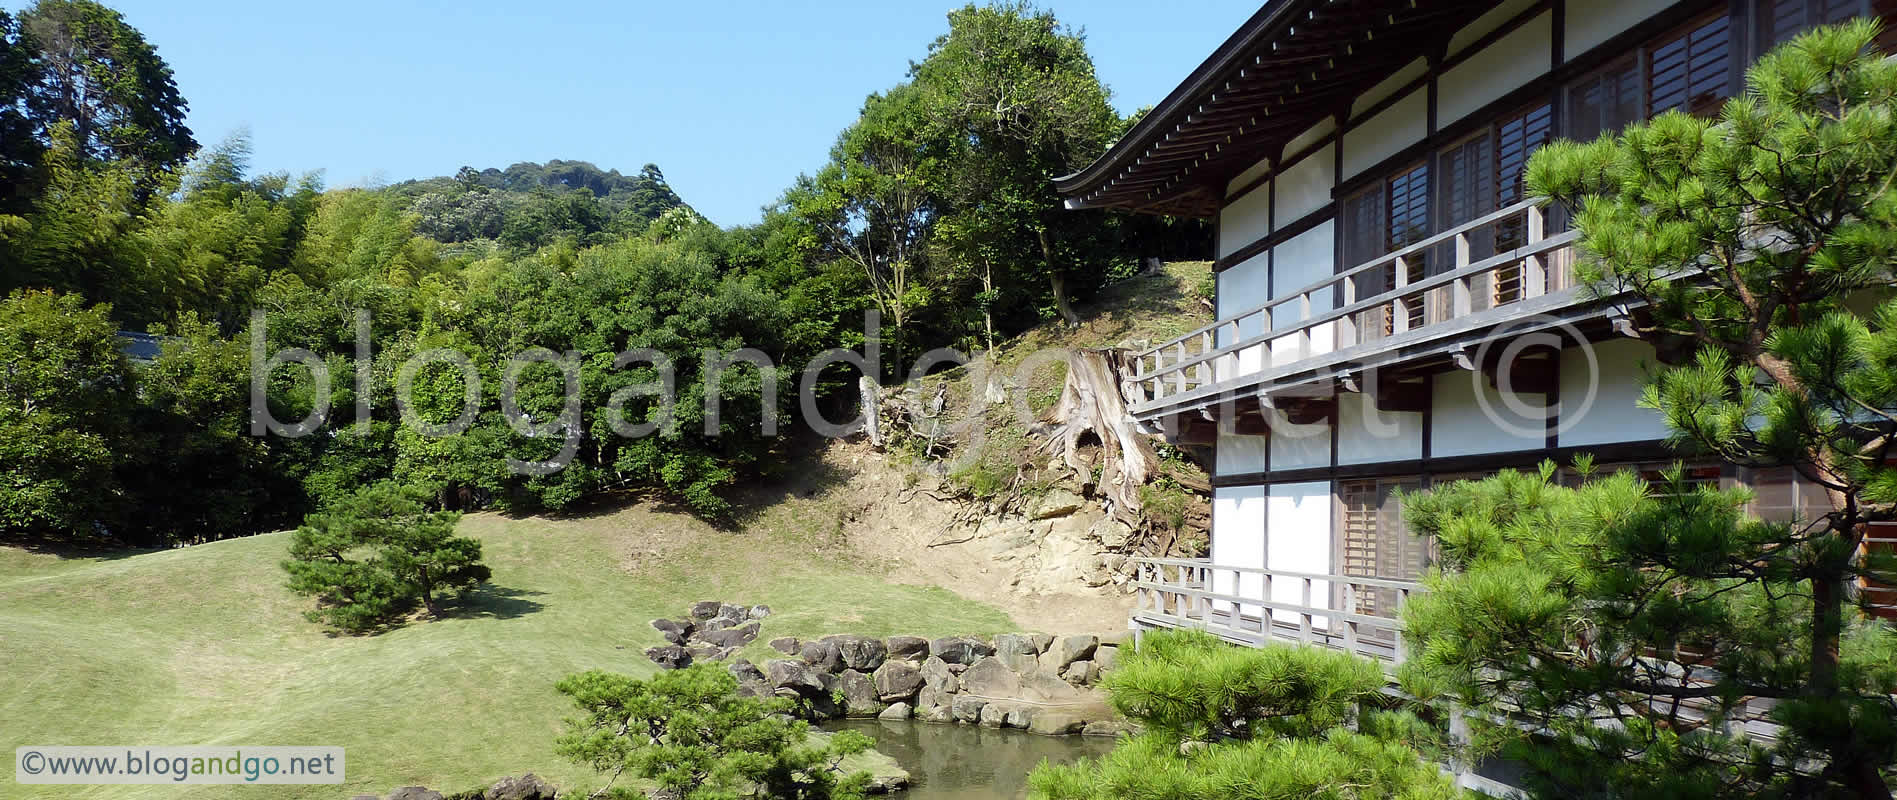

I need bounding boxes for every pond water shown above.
[826,719,1117,800]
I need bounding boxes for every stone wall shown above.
[646,601,1129,736]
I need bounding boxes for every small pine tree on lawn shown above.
[282,481,489,632]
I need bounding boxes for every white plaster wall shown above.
[1351,57,1429,118]
[1226,156,1274,199]
[1430,371,1549,458]
[1556,338,1669,447]
[1439,12,1552,126]
[1267,481,1333,623]
[1336,393,1424,465]
[1274,144,1335,223]
[1217,252,1272,381]
[1218,185,1272,260]
[1565,0,1674,58]
[1269,222,1334,320]
[1211,485,1267,614]
[1283,118,1336,161]
[1343,89,1426,181]
[1447,0,1543,54]
[1269,417,1330,471]
[1216,431,1270,476]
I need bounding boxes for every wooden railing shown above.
[1130,556,1422,666]
[1129,199,1582,414]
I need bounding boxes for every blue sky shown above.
[21,1,1260,226]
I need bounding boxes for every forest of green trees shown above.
[0,0,1209,547]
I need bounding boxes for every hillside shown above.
[0,261,1215,798]
[0,492,1008,799]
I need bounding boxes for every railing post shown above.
[1199,330,1214,386]
[1452,233,1473,317]
[1296,293,1313,359]
[1172,342,1187,396]
[1523,205,1547,298]
[1338,276,1357,347]
[1391,256,1411,335]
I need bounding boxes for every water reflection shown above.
[826,719,1117,800]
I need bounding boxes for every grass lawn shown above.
[0,497,1017,799]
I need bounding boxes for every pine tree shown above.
[1406,19,1897,797]
[1027,630,1463,800]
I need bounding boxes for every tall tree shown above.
[0,10,43,213]
[910,2,1119,327]
[19,0,194,194]
[1405,20,1897,798]
[0,290,133,542]
[787,83,940,373]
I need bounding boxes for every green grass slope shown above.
[0,498,1016,799]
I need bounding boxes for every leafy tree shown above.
[555,664,873,800]
[121,313,292,543]
[1028,629,1462,800]
[910,2,1120,328]
[281,481,489,632]
[19,0,194,195]
[1411,21,1897,796]
[0,290,132,542]
[0,10,42,213]
[787,83,940,374]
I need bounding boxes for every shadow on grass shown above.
[0,535,161,562]
[454,584,548,621]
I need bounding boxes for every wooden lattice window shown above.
[1338,478,1426,618]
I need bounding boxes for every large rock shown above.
[695,622,761,648]
[957,656,1023,698]
[686,644,733,663]
[1030,488,1087,520]
[1027,711,1086,736]
[824,635,888,672]
[916,684,956,722]
[978,702,1005,728]
[872,660,925,702]
[1091,517,1135,549]
[690,600,724,621]
[387,789,443,800]
[728,659,766,684]
[1004,706,1035,729]
[650,618,693,645]
[1040,635,1098,673]
[748,604,773,619]
[645,645,691,670]
[1020,672,1087,703]
[1093,646,1119,673]
[918,656,959,692]
[885,635,930,663]
[765,659,824,695]
[994,633,1042,674]
[878,702,913,721]
[800,639,843,673]
[950,695,987,723]
[1082,719,1131,737]
[1062,659,1098,686]
[769,636,802,655]
[1030,633,1055,652]
[930,636,995,665]
[483,774,557,800]
[835,669,885,717]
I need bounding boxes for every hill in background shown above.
[386,159,691,250]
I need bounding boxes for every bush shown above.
[555,664,873,800]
